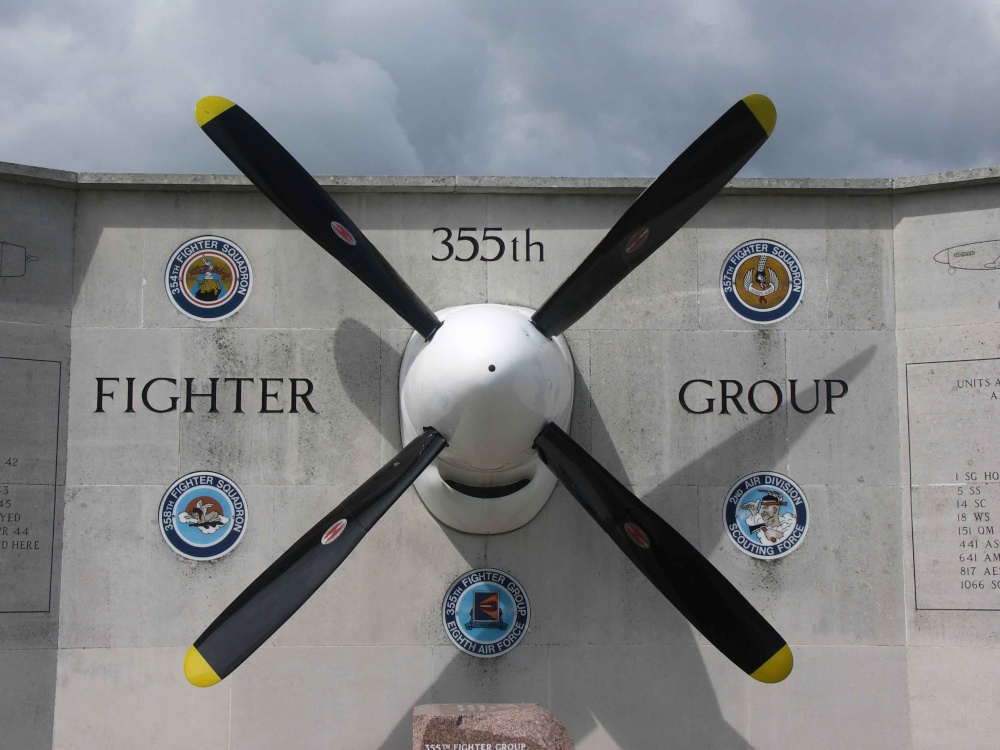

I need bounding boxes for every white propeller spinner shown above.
[399,304,575,533]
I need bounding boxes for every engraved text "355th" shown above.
[432,228,544,262]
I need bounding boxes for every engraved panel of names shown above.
[907,358,1000,610]
[0,357,60,612]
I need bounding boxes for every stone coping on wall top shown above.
[3,160,1000,196]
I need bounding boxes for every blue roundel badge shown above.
[720,239,803,324]
[165,235,253,321]
[159,471,248,561]
[724,472,809,560]
[442,569,530,658]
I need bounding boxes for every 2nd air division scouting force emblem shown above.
[159,471,248,561]
[720,239,803,324]
[724,472,809,560]
[442,569,530,658]
[165,235,253,321]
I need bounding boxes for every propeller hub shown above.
[399,304,575,533]
[401,304,574,472]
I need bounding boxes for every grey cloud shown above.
[1,0,999,177]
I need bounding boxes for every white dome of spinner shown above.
[399,304,575,533]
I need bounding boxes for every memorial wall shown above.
[0,162,998,748]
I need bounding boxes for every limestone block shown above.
[483,484,696,647]
[268,485,485,648]
[698,484,905,646]
[0,648,56,750]
[908,646,1000,750]
[177,327,380,487]
[696,194,829,331]
[746,646,910,750]
[142,191,277,329]
[785,330,898,486]
[893,183,1000,330]
[825,195,894,330]
[52,647,230,750]
[549,644,749,750]
[427,646,550,706]
[67,327,180,486]
[0,180,74,327]
[589,329,787,487]
[59,484,274,649]
[229,646,431,750]
[72,190,143,328]
[275,192,489,330]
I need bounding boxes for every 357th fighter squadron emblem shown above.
[720,239,804,324]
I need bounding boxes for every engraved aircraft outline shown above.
[933,239,1000,271]
[0,240,40,278]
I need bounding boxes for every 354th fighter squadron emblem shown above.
[165,235,253,321]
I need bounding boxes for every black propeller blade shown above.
[195,96,442,340]
[533,422,792,682]
[531,95,776,338]
[184,428,447,687]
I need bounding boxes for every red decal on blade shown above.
[321,519,348,545]
[625,227,649,254]
[331,222,356,246]
[624,521,651,549]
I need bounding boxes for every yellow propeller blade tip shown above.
[742,94,776,137]
[184,645,221,687]
[750,643,793,684]
[195,96,236,127]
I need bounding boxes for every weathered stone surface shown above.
[6,162,1000,749]
[414,703,574,750]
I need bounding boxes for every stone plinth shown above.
[413,703,574,750]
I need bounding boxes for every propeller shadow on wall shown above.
[342,321,875,749]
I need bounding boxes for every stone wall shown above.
[1,163,998,748]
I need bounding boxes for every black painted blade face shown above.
[533,423,792,682]
[194,96,441,340]
[183,428,447,686]
[531,95,776,338]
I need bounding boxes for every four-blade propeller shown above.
[186,94,791,686]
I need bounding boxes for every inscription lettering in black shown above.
[678,378,850,415]
[95,377,318,414]
[432,228,544,262]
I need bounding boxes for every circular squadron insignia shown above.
[442,569,530,658]
[720,239,803,324]
[165,235,253,321]
[159,471,248,561]
[723,472,808,560]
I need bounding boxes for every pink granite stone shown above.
[413,703,574,750]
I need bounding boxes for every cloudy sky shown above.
[2,0,998,179]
